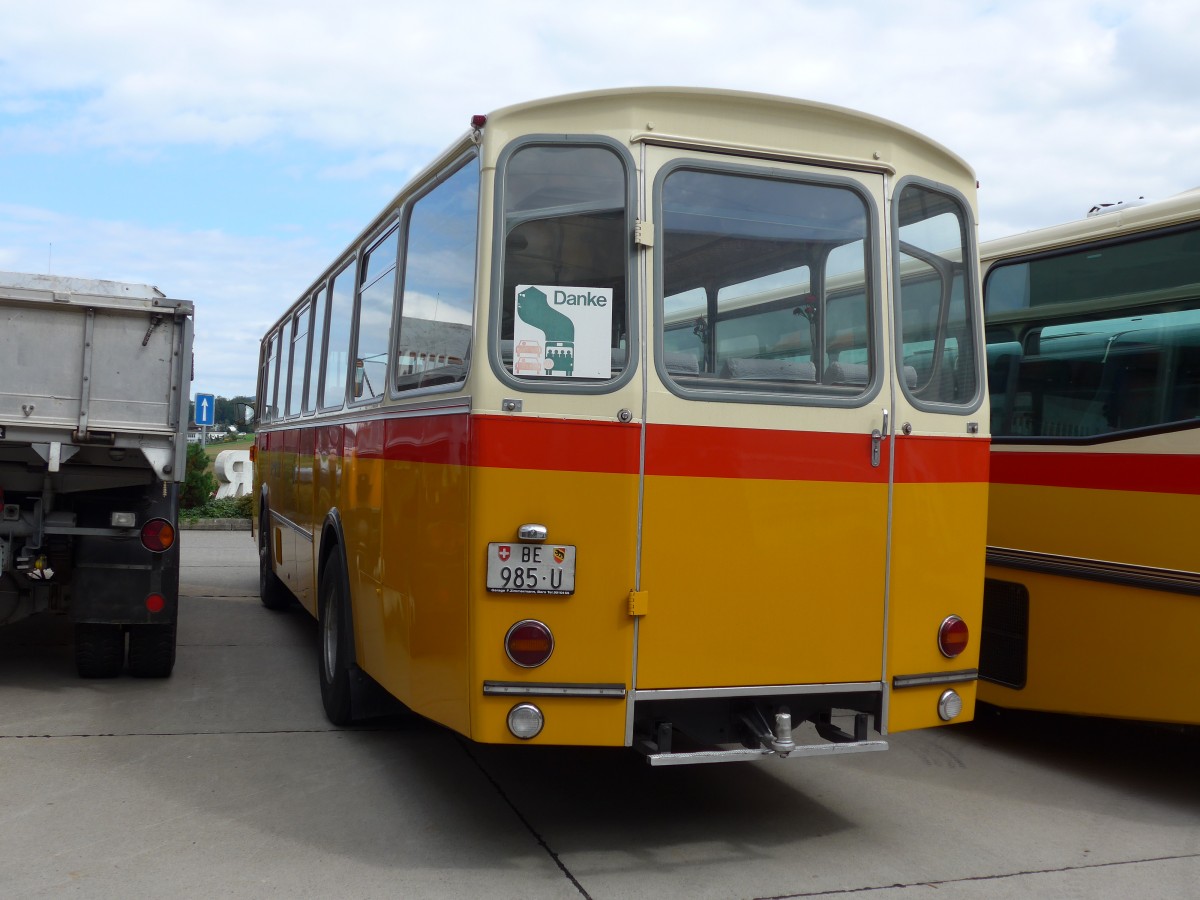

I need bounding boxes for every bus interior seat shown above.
[824,360,868,385]
[720,358,816,382]
[821,361,918,389]
[664,351,700,375]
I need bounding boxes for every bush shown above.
[179,493,253,521]
[182,443,218,509]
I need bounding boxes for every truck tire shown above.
[258,508,291,611]
[318,553,353,726]
[128,623,177,678]
[75,623,125,678]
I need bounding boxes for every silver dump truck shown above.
[0,272,194,677]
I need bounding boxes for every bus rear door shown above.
[632,151,894,745]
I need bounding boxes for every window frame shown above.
[318,258,359,413]
[983,222,1200,443]
[389,151,481,400]
[890,175,985,415]
[488,135,639,395]
[652,156,884,409]
[348,217,401,409]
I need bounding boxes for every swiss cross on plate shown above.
[497,545,511,562]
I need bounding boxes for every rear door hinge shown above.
[634,220,654,248]
[628,590,649,616]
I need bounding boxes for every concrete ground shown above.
[1,530,1197,898]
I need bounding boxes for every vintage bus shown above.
[254,88,989,765]
[978,191,1200,725]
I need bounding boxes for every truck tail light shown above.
[938,615,969,658]
[145,593,165,613]
[141,518,176,552]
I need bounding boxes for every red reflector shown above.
[145,593,165,613]
[938,615,969,658]
[471,114,487,129]
[505,620,553,668]
[141,518,176,552]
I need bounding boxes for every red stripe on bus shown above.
[470,415,640,474]
[644,423,888,482]
[991,450,1200,494]
[894,435,991,484]
[261,415,989,484]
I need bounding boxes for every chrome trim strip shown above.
[643,740,889,767]
[627,138,650,748]
[257,397,472,434]
[483,681,627,699]
[879,166,895,737]
[633,681,883,702]
[988,546,1200,596]
[630,133,897,176]
[270,511,314,543]
[892,669,979,689]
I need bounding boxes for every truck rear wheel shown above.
[128,623,177,678]
[75,624,125,678]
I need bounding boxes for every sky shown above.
[2,0,1198,399]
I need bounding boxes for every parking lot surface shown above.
[2,530,1197,898]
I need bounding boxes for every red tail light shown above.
[141,518,176,552]
[938,615,969,658]
[145,593,165,613]
[505,620,554,668]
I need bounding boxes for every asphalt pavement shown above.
[1,529,1197,898]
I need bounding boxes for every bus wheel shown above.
[318,554,353,725]
[258,509,291,611]
[75,623,125,678]
[128,623,177,678]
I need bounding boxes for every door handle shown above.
[870,409,889,468]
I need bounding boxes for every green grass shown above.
[200,434,254,462]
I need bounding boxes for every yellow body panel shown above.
[982,480,1200,724]
[988,483,1195,571]
[638,476,887,689]
[468,465,639,745]
[886,482,988,732]
[978,567,1200,724]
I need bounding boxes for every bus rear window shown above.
[659,167,873,397]
[498,144,630,383]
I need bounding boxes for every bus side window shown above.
[395,157,479,392]
[353,223,400,402]
[321,262,356,410]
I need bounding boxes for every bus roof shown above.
[481,86,974,182]
[981,188,1200,264]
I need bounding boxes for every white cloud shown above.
[2,0,1200,399]
[0,203,329,398]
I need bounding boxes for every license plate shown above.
[486,542,576,595]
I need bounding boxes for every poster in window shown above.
[512,284,613,378]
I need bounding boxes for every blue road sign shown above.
[195,393,215,427]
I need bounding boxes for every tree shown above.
[182,442,218,508]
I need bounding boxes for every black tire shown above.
[75,623,125,678]
[318,553,354,726]
[258,508,292,611]
[128,623,177,678]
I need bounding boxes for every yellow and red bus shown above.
[254,88,989,765]
[978,191,1200,725]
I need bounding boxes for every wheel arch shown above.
[317,509,357,666]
